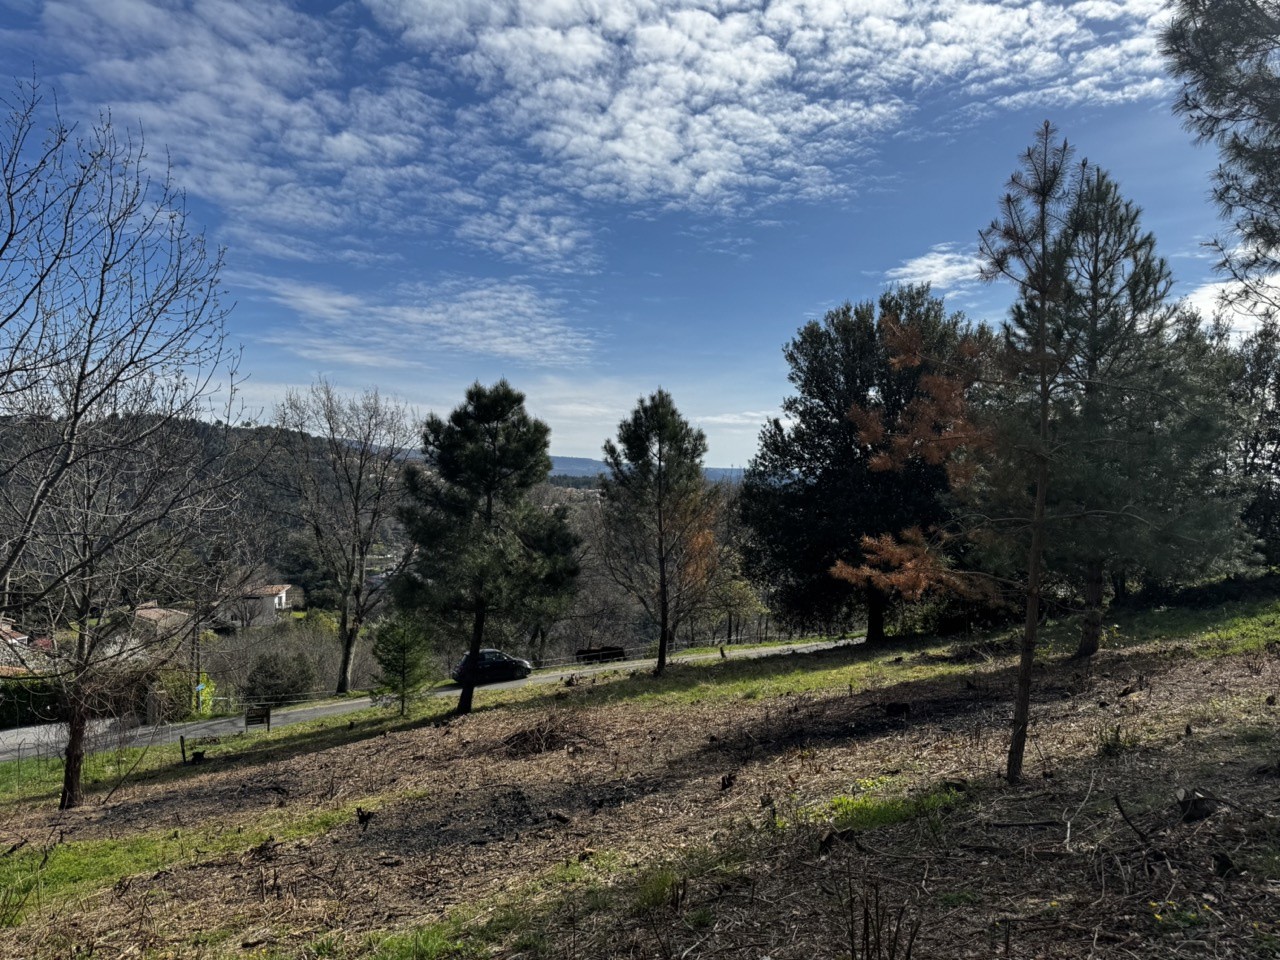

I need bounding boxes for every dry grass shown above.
[0,609,1276,959]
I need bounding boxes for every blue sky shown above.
[0,0,1239,465]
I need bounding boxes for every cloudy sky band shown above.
[0,0,1228,462]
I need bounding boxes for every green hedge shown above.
[0,678,64,730]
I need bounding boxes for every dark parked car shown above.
[451,648,533,685]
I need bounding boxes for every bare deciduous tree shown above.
[0,79,245,809]
[273,381,415,694]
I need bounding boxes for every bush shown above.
[153,669,220,721]
[894,592,1019,638]
[0,678,63,729]
[241,651,316,707]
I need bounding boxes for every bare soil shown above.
[2,639,1278,959]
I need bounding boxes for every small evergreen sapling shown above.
[372,616,436,716]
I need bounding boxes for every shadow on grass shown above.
[508,636,936,710]
[5,589,1276,919]
[0,697,460,811]
[370,693,1280,960]
[6,577,1277,813]
[353,617,1277,876]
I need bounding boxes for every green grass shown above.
[631,866,682,913]
[0,696,454,808]
[485,580,1280,716]
[371,922,481,960]
[368,856,617,960]
[1041,594,1280,658]
[504,637,970,712]
[821,782,963,831]
[938,890,981,908]
[666,636,828,658]
[0,798,383,921]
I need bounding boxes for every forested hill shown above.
[550,455,743,483]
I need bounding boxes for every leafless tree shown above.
[0,79,246,808]
[273,380,416,694]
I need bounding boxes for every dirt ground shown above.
[2,639,1278,959]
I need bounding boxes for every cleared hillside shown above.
[0,590,1278,959]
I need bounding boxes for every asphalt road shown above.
[0,637,852,764]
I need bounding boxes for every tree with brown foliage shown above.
[741,285,972,644]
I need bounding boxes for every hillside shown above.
[0,590,1278,958]
[550,456,743,483]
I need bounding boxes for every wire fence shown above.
[0,634,833,785]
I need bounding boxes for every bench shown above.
[245,705,272,732]
[574,645,626,664]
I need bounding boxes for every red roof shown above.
[244,584,291,597]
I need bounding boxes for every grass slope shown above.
[0,583,1276,958]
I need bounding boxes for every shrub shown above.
[241,650,315,707]
[0,678,63,729]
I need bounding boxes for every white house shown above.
[212,584,294,630]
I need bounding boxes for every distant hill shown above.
[550,456,742,483]
[549,456,607,478]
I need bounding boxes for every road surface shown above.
[0,637,853,764]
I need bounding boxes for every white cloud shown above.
[261,278,369,325]
[362,0,1174,217]
[244,275,595,368]
[28,0,1178,273]
[886,242,983,292]
[456,194,599,272]
[696,410,776,426]
[1181,278,1280,337]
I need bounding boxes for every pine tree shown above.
[1163,0,1280,318]
[740,285,969,643]
[396,381,579,715]
[979,126,1245,780]
[371,615,435,716]
[979,122,1076,783]
[598,389,718,675]
[1044,167,1244,656]
[1228,319,1280,560]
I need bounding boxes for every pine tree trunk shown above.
[60,691,89,810]
[1076,561,1105,658]
[1111,569,1128,603]
[865,590,887,645]
[1008,456,1049,784]
[398,659,408,716]
[457,600,486,715]
[655,555,670,675]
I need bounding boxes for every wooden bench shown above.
[245,705,272,732]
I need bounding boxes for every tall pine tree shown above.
[1041,167,1244,656]
[598,389,718,676]
[979,126,1244,779]
[396,381,579,715]
[739,285,967,643]
[1163,0,1280,319]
